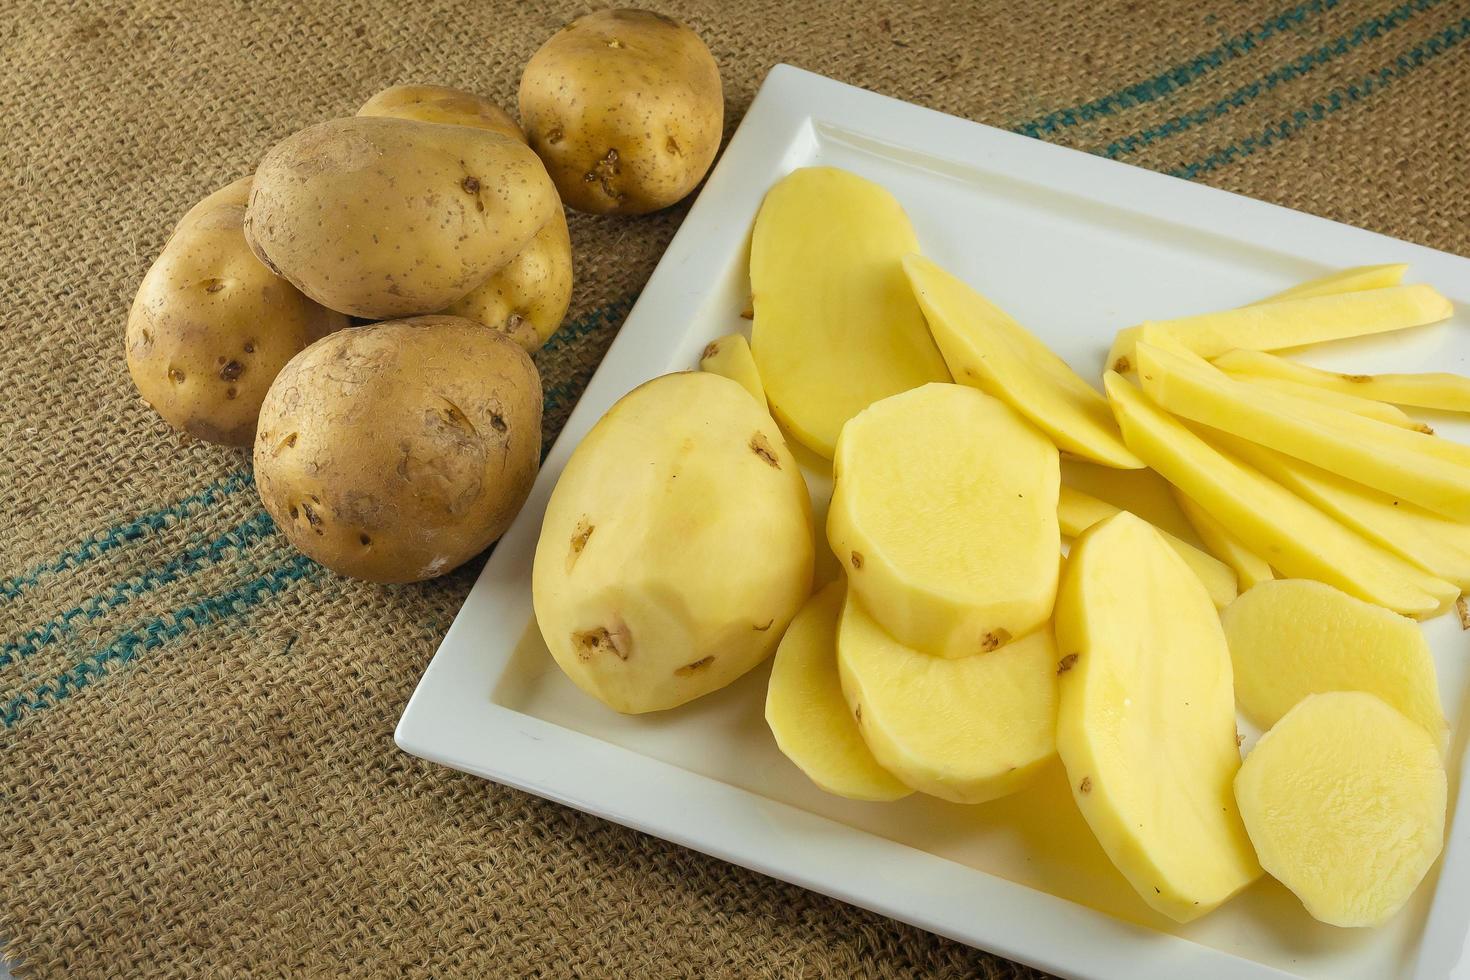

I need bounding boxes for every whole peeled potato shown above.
[519,9,723,215]
[533,372,814,713]
[443,205,572,350]
[254,316,541,583]
[245,116,559,318]
[357,83,525,142]
[355,83,574,350]
[126,177,348,446]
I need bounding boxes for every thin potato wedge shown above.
[699,333,767,407]
[1214,348,1470,414]
[1228,375,1425,430]
[1174,490,1275,590]
[1105,371,1455,617]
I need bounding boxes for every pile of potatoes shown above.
[125,9,723,583]
[534,163,1463,932]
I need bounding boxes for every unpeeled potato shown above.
[357,83,525,141]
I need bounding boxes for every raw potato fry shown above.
[1221,580,1447,746]
[765,582,912,801]
[1209,431,1470,591]
[1107,284,1450,373]
[1058,486,1237,609]
[1105,264,1411,374]
[1105,371,1456,617]
[699,333,767,407]
[1234,692,1446,928]
[837,593,1057,804]
[1136,341,1470,521]
[1228,374,1427,430]
[902,254,1142,469]
[750,167,950,457]
[828,384,1059,658]
[1055,512,1260,922]
[1173,490,1274,590]
[1214,348,1470,414]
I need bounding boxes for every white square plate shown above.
[397,65,1470,980]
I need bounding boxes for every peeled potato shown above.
[1235,691,1446,927]
[837,593,1057,804]
[765,582,911,801]
[533,372,813,713]
[1222,579,1446,746]
[1055,511,1260,922]
[699,333,766,407]
[750,167,950,458]
[828,383,1059,658]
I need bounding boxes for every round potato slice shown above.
[765,582,911,802]
[837,592,1057,804]
[1235,691,1446,928]
[828,383,1059,658]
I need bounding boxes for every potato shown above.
[1123,284,1450,368]
[442,205,573,351]
[519,8,722,215]
[765,582,911,801]
[1136,341,1470,521]
[533,372,813,714]
[1058,486,1237,609]
[253,316,540,583]
[1235,691,1446,927]
[1213,432,1470,590]
[125,177,347,446]
[828,384,1058,658]
[838,593,1057,804]
[1055,511,1260,922]
[1230,374,1424,429]
[245,116,558,318]
[750,167,950,458]
[903,254,1142,469]
[357,83,525,142]
[1221,579,1446,746]
[1105,371,1455,617]
[1106,263,1408,374]
[1173,490,1274,590]
[698,333,766,407]
[1214,348,1470,414]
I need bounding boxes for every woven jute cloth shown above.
[3,0,1469,975]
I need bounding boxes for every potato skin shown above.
[244,116,559,318]
[519,9,723,215]
[253,316,542,583]
[443,205,572,351]
[357,83,525,143]
[126,177,348,446]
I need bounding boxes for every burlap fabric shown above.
[3,0,1468,975]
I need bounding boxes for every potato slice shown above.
[1136,341,1470,521]
[1235,691,1446,928]
[902,254,1142,469]
[1107,284,1449,373]
[1105,371,1455,617]
[1209,431,1470,590]
[1214,348,1470,414]
[1173,490,1274,590]
[1057,486,1237,609]
[828,383,1059,658]
[837,593,1057,803]
[1229,375,1425,430]
[1055,512,1260,922]
[750,167,949,457]
[1106,264,1410,375]
[699,333,767,407]
[1222,579,1446,745]
[765,582,911,801]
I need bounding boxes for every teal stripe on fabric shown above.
[1,554,318,727]
[0,511,277,669]
[1104,0,1443,159]
[1,469,253,602]
[1011,0,1342,139]
[1170,16,1470,179]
